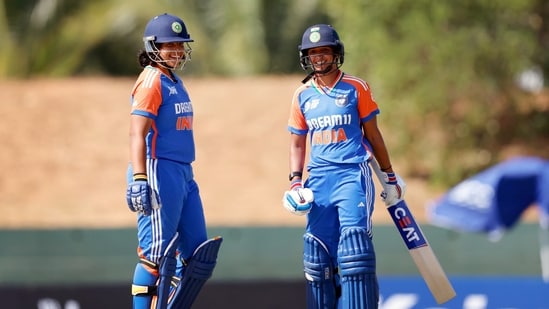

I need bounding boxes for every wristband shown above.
[385,172,397,184]
[289,171,303,181]
[290,180,302,190]
[133,172,147,181]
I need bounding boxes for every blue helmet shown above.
[143,13,193,69]
[299,24,344,72]
[143,13,193,46]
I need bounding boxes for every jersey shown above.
[288,71,379,170]
[131,65,195,163]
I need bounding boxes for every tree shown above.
[322,0,548,185]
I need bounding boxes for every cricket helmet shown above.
[299,24,344,72]
[143,13,193,46]
[143,13,193,69]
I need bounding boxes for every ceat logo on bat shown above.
[388,201,427,250]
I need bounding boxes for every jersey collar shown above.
[312,70,343,95]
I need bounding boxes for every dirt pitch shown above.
[0,76,539,229]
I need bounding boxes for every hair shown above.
[138,50,153,68]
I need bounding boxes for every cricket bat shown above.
[370,159,456,304]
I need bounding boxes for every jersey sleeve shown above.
[355,81,379,123]
[130,68,162,118]
[287,86,309,135]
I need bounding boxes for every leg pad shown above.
[304,233,338,309]
[337,227,378,309]
[168,237,223,309]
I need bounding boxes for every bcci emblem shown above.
[335,95,348,107]
[172,22,183,34]
[309,31,321,43]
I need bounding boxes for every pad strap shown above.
[132,284,157,296]
[155,233,180,309]
[131,258,160,296]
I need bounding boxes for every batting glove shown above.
[126,180,159,216]
[380,172,406,206]
[283,181,314,216]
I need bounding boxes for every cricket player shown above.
[126,13,222,309]
[283,24,406,308]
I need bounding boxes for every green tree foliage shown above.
[0,0,326,76]
[1,0,547,185]
[322,0,548,185]
[3,0,140,76]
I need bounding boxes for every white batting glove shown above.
[380,172,406,206]
[283,181,314,216]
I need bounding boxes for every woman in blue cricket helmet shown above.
[128,13,222,309]
[285,23,406,309]
[138,13,194,70]
[299,24,345,82]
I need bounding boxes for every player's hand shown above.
[380,172,406,206]
[283,181,314,216]
[126,180,160,216]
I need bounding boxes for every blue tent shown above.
[428,156,548,234]
[427,156,549,280]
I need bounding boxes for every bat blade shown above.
[369,159,456,303]
[386,200,456,304]
[409,241,457,304]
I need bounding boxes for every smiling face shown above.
[157,42,192,69]
[307,46,336,73]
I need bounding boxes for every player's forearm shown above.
[365,129,393,172]
[289,134,307,175]
[129,121,148,175]
[289,147,305,172]
[371,145,393,173]
[129,115,152,175]
[129,136,147,175]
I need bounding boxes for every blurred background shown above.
[2,0,548,182]
[1,0,548,308]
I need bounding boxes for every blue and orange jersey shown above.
[288,71,379,169]
[131,66,195,163]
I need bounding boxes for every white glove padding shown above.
[283,188,314,216]
[380,172,406,206]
